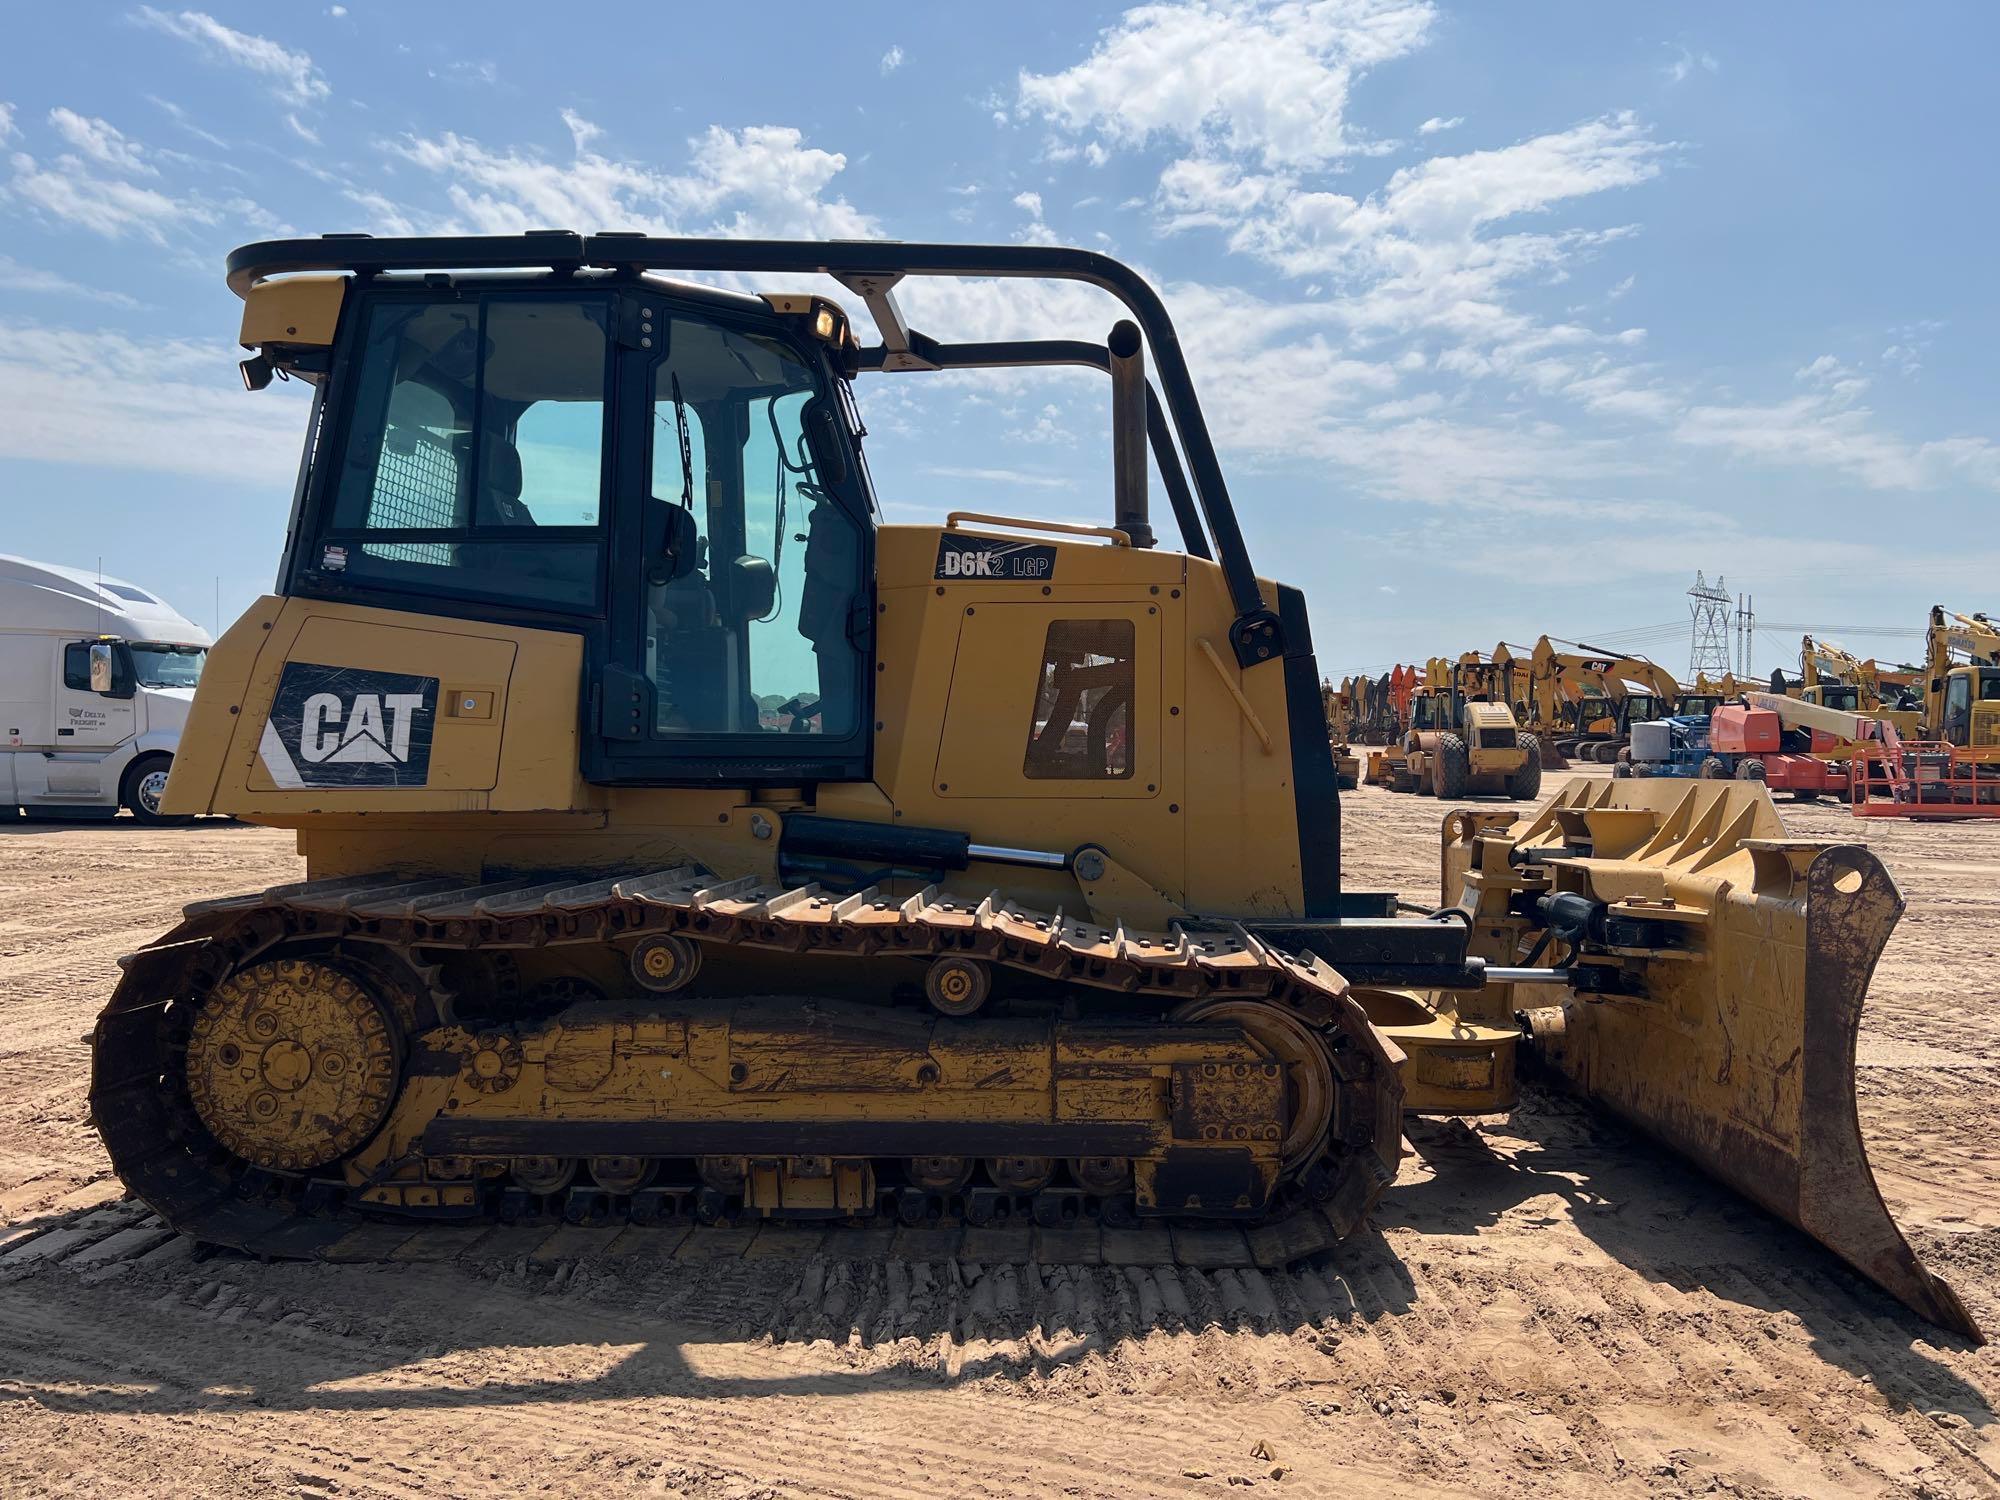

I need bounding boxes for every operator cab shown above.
[1941,666,2000,747]
[287,276,873,782]
[1803,683,1861,713]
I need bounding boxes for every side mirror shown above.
[88,643,115,694]
[727,554,777,621]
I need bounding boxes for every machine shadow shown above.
[1385,1096,1993,1426]
[1,1084,1982,1425]
[0,1211,1418,1420]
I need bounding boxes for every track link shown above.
[90,866,1404,1271]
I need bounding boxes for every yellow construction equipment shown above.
[1800,634,1920,736]
[1319,678,1360,790]
[1921,607,2000,753]
[83,232,1973,1338]
[1375,654,1540,799]
[1526,637,1679,764]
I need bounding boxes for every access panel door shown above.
[932,603,1162,800]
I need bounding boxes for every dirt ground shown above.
[1,771,1997,1498]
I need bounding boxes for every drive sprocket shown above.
[183,957,401,1171]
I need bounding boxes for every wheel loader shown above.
[86,232,1973,1338]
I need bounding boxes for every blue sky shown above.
[1,2,1993,678]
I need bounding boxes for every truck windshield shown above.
[129,643,206,689]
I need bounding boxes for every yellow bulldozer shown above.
[84,232,1973,1339]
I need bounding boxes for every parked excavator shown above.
[84,232,1973,1340]
[1919,607,2000,752]
[1800,634,1920,736]
[1526,637,1679,764]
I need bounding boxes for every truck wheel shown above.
[1698,756,1727,781]
[122,755,191,827]
[1735,758,1767,783]
[1612,761,1632,779]
[1434,734,1470,799]
[1507,734,1543,800]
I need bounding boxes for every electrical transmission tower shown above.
[1688,572,1733,680]
[1734,591,1755,678]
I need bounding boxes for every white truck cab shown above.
[0,555,212,823]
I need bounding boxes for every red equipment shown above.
[1704,704,1849,795]
[1851,721,2000,818]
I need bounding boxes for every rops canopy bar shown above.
[223,233,1285,667]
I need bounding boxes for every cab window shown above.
[1945,674,1973,740]
[642,315,863,739]
[315,297,608,610]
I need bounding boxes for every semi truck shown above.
[0,555,211,823]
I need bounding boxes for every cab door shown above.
[589,295,873,785]
[54,641,135,749]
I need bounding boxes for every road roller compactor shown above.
[89,233,1974,1337]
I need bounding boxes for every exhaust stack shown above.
[1108,319,1154,548]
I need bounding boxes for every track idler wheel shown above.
[183,958,402,1172]
[1168,997,1336,1173]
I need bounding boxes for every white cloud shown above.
[0,103,15,143]
[880,45,904,75]
[145,95,230,150]
[926,464,1074,489]
[48,108,156,176]
[0,320,305,484]
[3,150,214,242]
[136,9,330,108]
[0,256,143,306]
[1663,46,1719,85]
[1417,115,1461,135]
[1153,114,1673,425]
[386,115,877,241]
[1676,357,2000,492]
[1011,402,1076,446]
[1880,318,1943,378]
[328,4,347,14]
[1012,190,1044,217]
[1018,0,1435,167]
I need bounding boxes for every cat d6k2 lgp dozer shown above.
[90,233,1973,1339]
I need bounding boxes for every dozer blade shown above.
[1458,779,1979,1341]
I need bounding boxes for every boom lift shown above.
[83,232,1973,1338]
